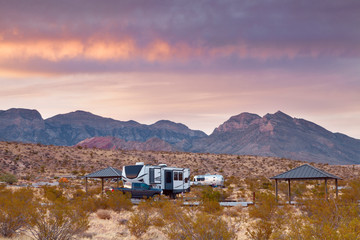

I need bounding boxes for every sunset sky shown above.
[1,0,360,138]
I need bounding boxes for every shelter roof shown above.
[270,164,341,180]
[85,167,122,178]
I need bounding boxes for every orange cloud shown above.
[0,36,352,67]
[85,38,136,60]
[0,40,83,61]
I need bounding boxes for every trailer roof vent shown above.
[135,162,144,165]
[159,164,167,167]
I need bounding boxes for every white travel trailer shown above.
[192,174,224,187]
[122,162,190,198]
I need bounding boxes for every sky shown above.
[1,0,360,138]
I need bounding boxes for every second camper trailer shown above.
[192,174,224,187]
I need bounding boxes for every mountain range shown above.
[1,108,360,164]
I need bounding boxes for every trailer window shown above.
[124,165,143,179]
[174,172,179,180]
[179,172,183,181]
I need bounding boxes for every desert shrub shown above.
[42,186,64,202]
[244,177,261,192]
[0,188,35,237]
[153,200,235,240]
[87,186,102,196]
[0,173,18,185]
[91,196,109,211]
[96,209,111,220]
[224,175,239,187]
[199,185,229,202]
[72,189,86,199]
[201,199,223,214]
[247,192,290,240]
[340,178,360,203]
[27,198,89,240]
[285,198,360,240]
[106,191,132,212]
[161,210,235,240]
[127,203,152,238]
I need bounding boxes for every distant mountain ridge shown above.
[1,108,360,164]
[0,108,206,147]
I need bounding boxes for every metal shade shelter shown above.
[84,167,122,194]
[270,164,342,203]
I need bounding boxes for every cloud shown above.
[0,0,360,138]
[1,0,360,74]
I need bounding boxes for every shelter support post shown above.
[101,178,104,195]
[275,179,278,202]
[117,177,120,188]
[288,179,291,204]
[85,177,88,194]
[335,179,338,198]
[325,179,328,200]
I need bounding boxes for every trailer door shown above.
[164,170,173,190]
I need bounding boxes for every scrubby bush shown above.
[199,185,229,202]
[201,199,223,214]
[340,178,360,203]
[27,198,89,240]
[0,173,18,185]
[106,191,132,212]
[285,198,360,240]
[145,199,236,240]
[42,186,65,202]
[0,188,35,237]
[127,202,152,238]
[247,192,290,240]
[191,212,236,240]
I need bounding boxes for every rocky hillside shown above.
[1,141,359,181]
[190,111,360,164]
[0,108,206,146]
[76,136,177,152]
[1,108,360,164]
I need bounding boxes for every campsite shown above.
[1,141,360,239]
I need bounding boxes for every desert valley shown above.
[1,1,360,239]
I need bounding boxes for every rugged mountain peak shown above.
[264,110,293,122]
[47,110,104,121]
[214,112,261,133]
[152,120,189,131]
[0,108,43,121]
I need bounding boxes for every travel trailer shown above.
[122,162,191,198]
[192,174,224,187]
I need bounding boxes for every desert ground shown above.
[1,141,360,240]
